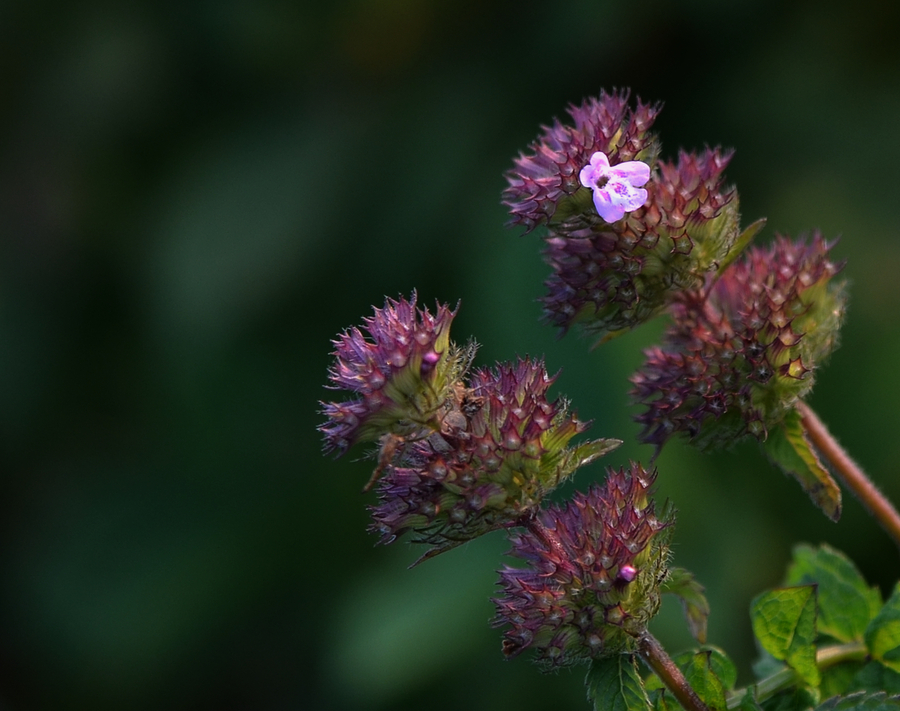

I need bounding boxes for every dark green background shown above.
[2,1,900,709]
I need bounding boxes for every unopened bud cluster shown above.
[503,90,742,341]
[493,464,673,667]
[320,295,619,560]
[631,233,846,450]
[319,293,467,455]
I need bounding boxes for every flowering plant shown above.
[320,90,900,710]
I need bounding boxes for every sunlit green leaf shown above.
[785,544,881,643]
[586,654,652,711]
[680,650,728,710]
[866,584,900,674]
[751,586,820,687]
[762,409,841,521]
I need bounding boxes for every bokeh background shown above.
[2,0,900,709]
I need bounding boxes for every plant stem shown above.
[797,401,900,549]
[726,642,867,709]
[637,631,710,711]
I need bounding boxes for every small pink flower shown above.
[579,151,650,222]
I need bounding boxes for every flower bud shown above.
[369,358,621,562]
[492,463,674,667]
[319,293,469,455]
[631,233,846,451]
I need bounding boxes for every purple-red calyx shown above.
[631,233,846,452]
[492,463,673,667]
[579,151,650,223]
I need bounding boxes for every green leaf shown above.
[785,544,882,642]
[815,691,900,710]
[570,437,624,469]
[672,647,737,691]
[716,217,767,276]
[751,586,821,687]
[680,650,728,710]
[762,409,841,521]
[662,568,711,644]
[866,584,900,674]
[852,661,900,695]
[819,659,866,699]
[648,689,674,711]
[586,654,652,711]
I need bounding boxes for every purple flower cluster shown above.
[320,295,620,560]
[503,89,660,233]
[370,358,619,561]
[504,91,741,341]
[493,463,673,667]
[631,233,846,452]
[319,293,463,455]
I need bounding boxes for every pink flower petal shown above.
[609,160,651,187]
[579,164,597,189]
[588,151,611,171]
[592,189,626,222]
[606,181,648,212]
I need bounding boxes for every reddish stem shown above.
[637,631,710,711]
[797,401,900,549]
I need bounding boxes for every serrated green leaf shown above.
[751,586,820,687]
[681,651,728,710]
[866,584,900,674]
[762,410,841,521]
[672,646,737,691]
[663,568,711,644]
[762,409,841,521]
[815,691,900,710]
[586,654,652,711]
[852,661,900,695]
[716,217,766,276]
[786,544,882,643]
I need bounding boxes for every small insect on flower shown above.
[579,151,651,223]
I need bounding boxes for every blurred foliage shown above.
[2,0,900,709]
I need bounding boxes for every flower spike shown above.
[369,358,621,562]
[631,233,847,452]
[318,293,469,455]
[493,463,674,667]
